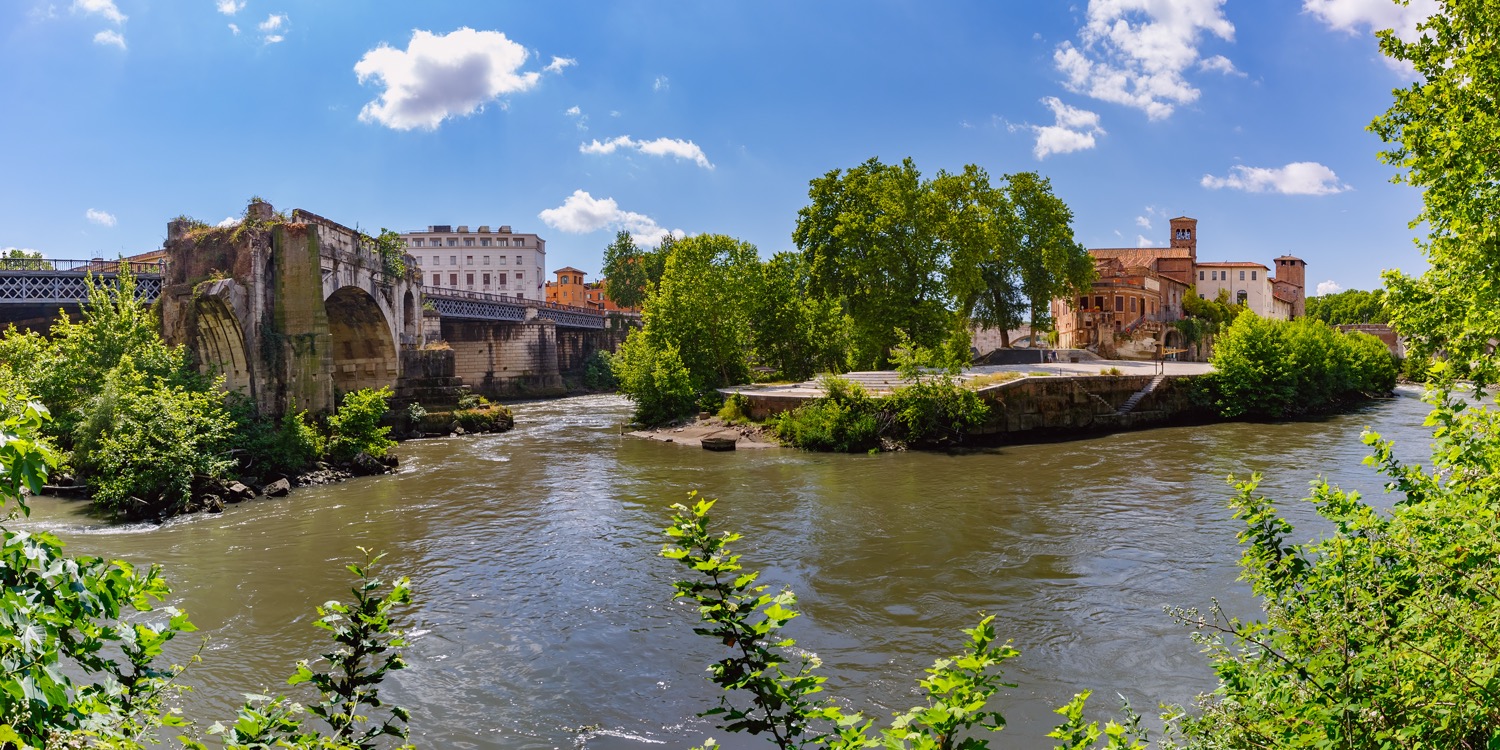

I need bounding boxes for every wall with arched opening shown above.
[402,290,417,343]
[325,286,398,396]
[191,296,253,396]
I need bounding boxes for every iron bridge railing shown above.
[0,258,166,305]
[421,286,605,329]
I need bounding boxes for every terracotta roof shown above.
[1196,261,1269,269]
[1272,291,1296,303]
[1087,247,1191,269]
[554,266,586,275]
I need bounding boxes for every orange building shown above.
[545,267,641,312]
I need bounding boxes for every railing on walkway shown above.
[0,258,166,304]
[420,285,606,329]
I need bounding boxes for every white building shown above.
[1193,261,1293,320]
[399,224,546,300]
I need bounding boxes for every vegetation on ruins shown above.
[0,266,401,517]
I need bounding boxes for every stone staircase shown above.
[1117,372,1167,415]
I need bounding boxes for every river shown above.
[18,391,1436,749]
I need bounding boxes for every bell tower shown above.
[1169,216,1198,264]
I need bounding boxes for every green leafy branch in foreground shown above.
[663,494,1147,750]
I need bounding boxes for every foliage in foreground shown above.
[663,495,1146,749]
[1202,313,1396,418]
[0,391,415,749]
[327,387,397,462]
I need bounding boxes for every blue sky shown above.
[0,0,1440,295]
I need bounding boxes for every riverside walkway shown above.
[723,359,1214,398]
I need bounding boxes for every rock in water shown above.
[265,478,292,497]
[701,435,738,452]
[349,451,388,476]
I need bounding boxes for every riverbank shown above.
[627,416,781,449]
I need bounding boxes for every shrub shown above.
[327,387,395,462]
[884,377,990,447]
[613,331,699,425]
[717,392,752,423]
[1203,314,1394,418]
[228,396,324,476]
[72,357,236,515]
[768,375,883,452]
[582,349,618,390]
[453,404,513,433]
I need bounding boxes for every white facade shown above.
[399,224,546,300]
[1194,262,1289,320]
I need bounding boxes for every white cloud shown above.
[653,76,669,92]
[564,105,580,117]
[1031,97,1105,159]
[543,56,576,73]
[1199,54,1245,76]
[354,28,541,131]
[1054,0,1235,120]
[216,216,241,228]
[258,13,284,31]
[216,0,245,15]
[85,208,117,227]
[228,22,239,35]
[1201,162,1350,195]
[1136,234,1154,248]
[71,0,124,24]
[1303,0,1438,41]
[580,135,714,169]
[93,29,125,48]
[263,34,284,44]
[1135,215,1152,228]
[537,190,684,247]
[564,105,587,131]
[1315,280,1343,296]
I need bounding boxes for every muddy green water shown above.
[19,392,1435,749]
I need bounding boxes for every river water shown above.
[18,391,1436,748]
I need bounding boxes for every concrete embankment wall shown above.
[441,319,565,399]
[733,374,1208,441]
[973,374,1204,438]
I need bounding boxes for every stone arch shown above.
[191,296,253,397]
[402,290,417,342]
[1163,327,1184,354]
[325,286,398,397]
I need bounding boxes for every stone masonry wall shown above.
[442,318,565,398]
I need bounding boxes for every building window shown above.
[466,273,474,286]
[449,273,457,285]
[446,238,457,247]
[464,238,475,247]
[1094,295,1104,309]
[482,256,490,265]
[413,239,424,247]
[1199,270,1204,281]
[1115,296,1124,312]
[481,238,490,247]
[515,255,523,265]
[1237,290,1248,305]
[497,256,507,265]
[1251,270,1257,280]
[483,273,490,286]
[515,271,523,279]
[466,255,474,266]
[1239,270,1245,281]
[450,255,457,266]
[1130,297,1137,312]
[499,273,507,285]
[1079,296,1088,310]
[514,238,525,248]
[431,273,439,285]
[516,293,524,299]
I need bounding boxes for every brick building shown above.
[1051,217,1306,358]
[544,268,640,312]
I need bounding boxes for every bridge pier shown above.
[441,318,565,399]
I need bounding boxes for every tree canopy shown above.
[1304,288,1388,326]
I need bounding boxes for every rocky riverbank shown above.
[627,415,782,450]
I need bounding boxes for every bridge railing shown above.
[420,286,606,317]
[0,258,168,275]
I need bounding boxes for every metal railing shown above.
[0,258,167,275]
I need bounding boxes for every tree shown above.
[1005,172,1095,334]
[2,248,51,270]
[1304,288,1388,325]
[600,230,674,310]
[795,158,951,368]
[932,165,1025,349]
[748,252,850,380]
[1371,0,1500,387]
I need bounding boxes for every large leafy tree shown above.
[794,157,950,368]
[600,230,674,310]
[932,165,1025,349]
[1304,288,1389,325]
[1006,172,1095,334]
[640,234,760,392]
[1372,0,1500,386]
[748,252,850,380]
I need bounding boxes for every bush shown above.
[582,349,618,390]
[72,357,236,515]
[613,331,699,426]
[326,387,395,462]
[453,404,514,433]
[1203,314,1395,418]
[228,396,324,476]
[884,378,991,447]
[769,375,883,452]
[717,393,752,423]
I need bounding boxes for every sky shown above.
[0,0,1442,296]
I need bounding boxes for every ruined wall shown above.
[442,318,565,398]
[555,323,632,375]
